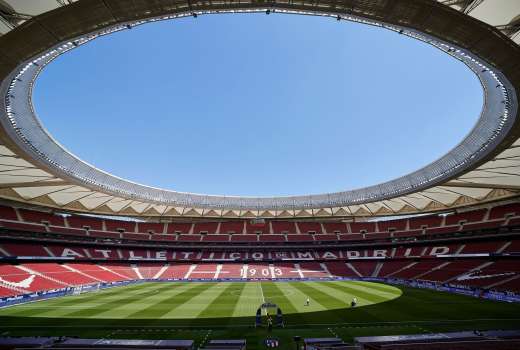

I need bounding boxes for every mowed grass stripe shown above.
[197,282,248,320]
[352,281,403,294]
[343,281,403,298]
[260,282,300,314]
[161,283,230,319]
[261,282,325,325]
[289,282,346,323]
[52,283,153,305]
[279,283,328,312]
[322,281,417,323]
[126,282,216,320]
[232,282,263,317]
[91,283,198,319]
[0,283,159,317]
[325,281,394,304]
[53,283,177,318]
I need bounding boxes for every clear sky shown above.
[34,13,482,197]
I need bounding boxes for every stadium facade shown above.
[0,0,518,218]
[0,3,520,348]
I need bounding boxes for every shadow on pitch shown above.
[1,285,520,336]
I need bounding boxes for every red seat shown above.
[0,221,46,232]
[230,235,257,242]
[192,222,218,234]
[18,209,65,226]
[0,205,18,221]
[349,222,376,233]
[271,221,297,234]
[287,234,314,242]
[378,219,406,232]
[67,216,103,230]
[338,234,363,241]
[137,222,165,234]
[259,235,285,242]
[364,232,391,240]
[489,202,520,220]
[314,234,338,241]
[105,219,136,233]
[89,230,120,239]
[220,221,244,234]
[445,209,487,225]
[177,234,202,242]
[152,234,177,241]
[408,215,442,229]
[393,230,422,238]
[202,235,229,242]
[297,222,323,234]
[122,233,150,241]
[322,222,347,234]
[246,221,269,234]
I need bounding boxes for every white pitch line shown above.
[258,282,266,303]
[258,282,266,315]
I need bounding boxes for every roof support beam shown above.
[0,180,70,189]
[443,181,520,191]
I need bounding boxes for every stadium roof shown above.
[0,0,519,219]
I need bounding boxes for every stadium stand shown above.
[0,201,519,299]
[2,203,520,244]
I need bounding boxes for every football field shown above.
[1,281,519,349]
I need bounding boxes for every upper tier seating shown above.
[137,222,165,234]
[220,221,244,234]
[350,222,376,233]
[193,222,218,235]
[166,223,192,234]
[259,235,285,242]
[297,222,323,234]
[445,209,487,225]
[0,221,46,232]
[230,234,258,242]
[105,220,136,233]
[202,234,230,242]
[152,234,177,242]
[177,234,202,242]
[314,234,338,242]
[378,219,407,232]
[67,216,103,230]
[271,221,297,234]
[408,215,443,229]
[0,203,519,245]
[489,202,520,220]
[322,222,348,234]
[287,234,314,242]
[18,209,65,226]
[245,221,269,234]
[0,205,18,221]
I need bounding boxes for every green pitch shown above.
[1,281,519,349]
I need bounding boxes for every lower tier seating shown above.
[1,258,519,298]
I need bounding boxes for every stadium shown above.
[0,0,520,349]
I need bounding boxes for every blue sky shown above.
[34,13,482,197]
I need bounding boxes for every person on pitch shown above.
[351,297,357,307]
[306,297,310,306]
